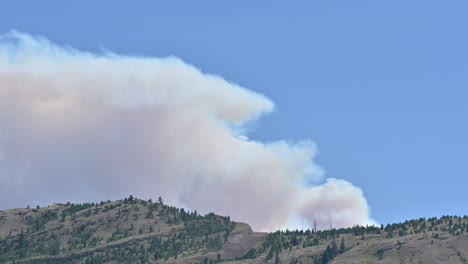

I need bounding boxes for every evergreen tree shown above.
[275,251,281,264]
[340,237,345,252]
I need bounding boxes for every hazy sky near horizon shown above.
[1,1,467,226]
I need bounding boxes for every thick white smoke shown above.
[0,31,375,231]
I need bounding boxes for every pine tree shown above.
[275,251,281,264]
[340,237,345,252]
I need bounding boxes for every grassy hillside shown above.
[0,197,467,263]
[0,196,237,263]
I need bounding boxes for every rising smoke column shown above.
[0,31,375,231]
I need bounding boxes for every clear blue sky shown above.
[2,1,467,225]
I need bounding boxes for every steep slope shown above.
[0,197,245,263]
[1,198,467,264]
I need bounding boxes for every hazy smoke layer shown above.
[0,31,374,231]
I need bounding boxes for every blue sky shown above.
[1,1,467,225]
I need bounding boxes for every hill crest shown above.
[1,196,467,264]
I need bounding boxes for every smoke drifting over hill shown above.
[0,31,375,231]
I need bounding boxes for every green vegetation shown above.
[232,224,380,262]
[0,196,235,263]
[228,215,468,264]
[0,197,467,264]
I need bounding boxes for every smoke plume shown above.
[0,31,375,231]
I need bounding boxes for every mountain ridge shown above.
[1,196,467,263]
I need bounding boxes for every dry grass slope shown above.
[1,198,467,264]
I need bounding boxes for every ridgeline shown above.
[0,196,467,263]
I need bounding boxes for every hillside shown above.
[0,197,467,264]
